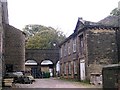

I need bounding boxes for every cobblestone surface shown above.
[13,78,101,88]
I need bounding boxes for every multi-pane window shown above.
[68,62,71,74]
[79,34,84,55]
[73,38,76,52]
[74,61,77,74]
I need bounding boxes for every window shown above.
[73,39,76,52]
[68,62,71,74]
[64,44,67,56]
[64,63,67,74]
[74,61,77,74]
[79,34,84,55]
[60,64,62,75]
[60,47,62,58]
[68,41,71,55]
[68,46,71,55]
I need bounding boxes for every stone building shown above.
[0,0,25,88]
[59,18,119,81]
[4,24,26,72]
[2,0,25,72]
[0,1,4,89]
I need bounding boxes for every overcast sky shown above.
[7,0,119,36]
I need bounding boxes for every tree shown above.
[23,24,66,49]
[110,8,120,16]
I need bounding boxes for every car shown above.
[5,72,24,83]
[23,76,32,84]
[27,76,35,82]
[12,72,23,77]
[18,75,34,84]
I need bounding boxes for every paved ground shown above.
[13,78,102,88]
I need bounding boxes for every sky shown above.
[7,0,119,36]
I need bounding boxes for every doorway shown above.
[41,60,53,77]
[80,59,85,80]
[25,60,40,78]
[6,64,13,72]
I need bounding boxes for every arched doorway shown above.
[41,60,54,77]
[25,60,40,78]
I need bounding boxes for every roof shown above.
[103,64,120,69]
[3,23,26,35]
[59,17,118,46]
[98,15,119,27]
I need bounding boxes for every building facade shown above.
[0,1,4,89]
[59,18,119,81]
[25,49,59,78]
[4,24,26,72]
[0,0,26,88]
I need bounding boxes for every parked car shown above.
[5,72,23,78]
[5,72,24,83]
[27,76,35,82]
[13,72,23,77]
[5,72,34,84]
[23,76,32,84]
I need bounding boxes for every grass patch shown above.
[59,77,91,85]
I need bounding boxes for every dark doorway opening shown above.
[6,64,13,72]
[31,67,40,78]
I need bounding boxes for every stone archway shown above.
[25,49,59,77]
[40,60,54,77]
[25,59,40,78]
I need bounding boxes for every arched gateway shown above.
[25,49,59,78]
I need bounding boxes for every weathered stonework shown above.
[4,24,25,72]
[25,49,59,77]
[86,28,118,79]
[0,1,3,89]
[59,18,119,81]
[26,49,59,65]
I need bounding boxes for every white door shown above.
[80,60,85,80]
[49,68,53,77]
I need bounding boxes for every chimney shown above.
[78,17,85,24]
[0,0,9,24]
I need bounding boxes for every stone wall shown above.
[26,49,59,65]
[59,26,119,81]
[102,64,120,89]
[0,32,3,89]
[0,1,3,89]
[86,28,118,79]
[4,24,25,72]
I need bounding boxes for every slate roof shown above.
[98,15,119,27]
[59,17,119,46]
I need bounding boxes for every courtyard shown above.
[12,78,101,88]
